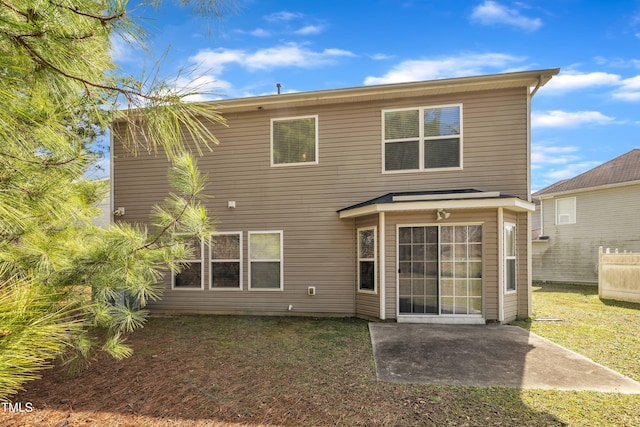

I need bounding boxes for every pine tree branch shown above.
[47,0,126,23]
[135,195,195,252]
[9,34,160,103]
[0,151,82,168]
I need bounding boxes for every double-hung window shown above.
[249,231,283,290]
[556,197,576,225]
[172,236,205,290]
[357,227,377,292]
[210,232,242,290]
[383,104,462,172]
[271,115,318,166]
[504,223,517,292]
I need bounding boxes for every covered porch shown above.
[338,190,535,324]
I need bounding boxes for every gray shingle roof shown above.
[338,189,515,212]
[534,149,640,196]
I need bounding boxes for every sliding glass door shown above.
[398,225,482,316]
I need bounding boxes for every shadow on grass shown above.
[600,297,640,310]
[532,282,597,295]
[8,316,568,426]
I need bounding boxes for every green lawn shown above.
[512,283,640,382]
[6,282,640,427]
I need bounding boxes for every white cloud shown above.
[250,28,271,37]
[110,35,142,64]
[531,143,601,189]
[593,56,640,69]
[264,11,303,22]
[171,75,233,102]
[294,25,324,35]
[363,53,525,85]
[190,43,355,73]
[613,75,640,101]
[189,48,245,75]
[546,161,601,180]
[541,71,621,93]
[471,1,542,31]
[532,110,615,127]
[531,143,580,166]
[244,44,354,69]
[370,53,394,61]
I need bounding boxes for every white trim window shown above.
[248,231,283,290]
[271,115,318,166]
[383,104,462,172]
[172,236,205,290]
[210,232,242,290]
[556,197,576,225]
[357,226,377,293]
[504,223,517,293]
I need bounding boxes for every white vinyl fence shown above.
[598,247,640,303]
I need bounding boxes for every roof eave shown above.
[534,179,640,199]
[210,68,560,114]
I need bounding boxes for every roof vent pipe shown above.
[276,83,282,94]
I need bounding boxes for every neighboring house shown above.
[112,68,558,324]
[532,149,640,284]
[93,177,111,229]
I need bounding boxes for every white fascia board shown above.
[392,191,501,202]
[338,197,534,219]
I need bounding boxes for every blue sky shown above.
[102,0,640,192]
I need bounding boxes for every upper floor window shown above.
[271,115,318,166]
[383,104,462,172]
[556,197,576,225]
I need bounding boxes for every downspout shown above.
[526,75,542,317]
[526,75,542,201]
[529,75,544,98]
[497,207,504,323]
[379,212,386,320]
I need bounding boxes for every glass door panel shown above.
[398,226,438,314]
[398,225,482,316]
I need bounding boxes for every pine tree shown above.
[0,0,229,399]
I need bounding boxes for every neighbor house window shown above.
[556,197,576,225]
[172,236,204,290]
[249,231,283,290]
[383,104,462,172]
[271,115,318,166]
[358,227,377,292]
[210,232,242,290]
[504,223,516,292]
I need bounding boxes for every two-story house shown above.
[532,148,640,284]
[112,68,559,324]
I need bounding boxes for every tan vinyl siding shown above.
[113,86,531,317]
[533,183,640,284]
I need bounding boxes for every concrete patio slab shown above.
[369,323,640,394]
